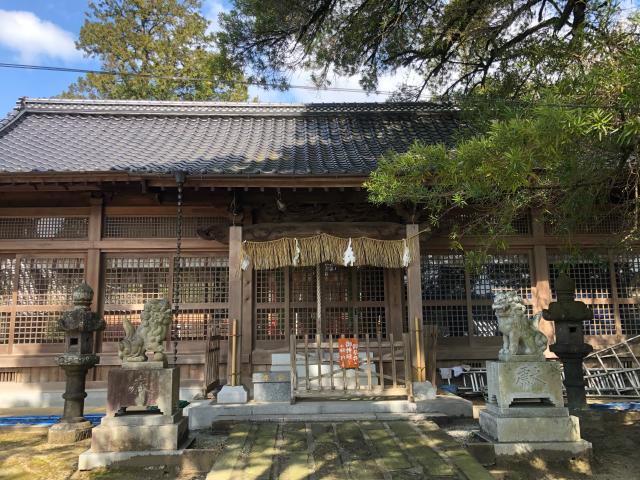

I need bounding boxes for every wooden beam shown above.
[198,222,407,243]
[0,238,228,251]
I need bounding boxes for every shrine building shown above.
[0,98,635,402]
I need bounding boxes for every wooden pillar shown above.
[531,209,555,348]
[87,198,103,380]
[86,197,103,312]
[228,226,246,383]
[406,224,426,382]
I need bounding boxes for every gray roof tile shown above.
[0,98,459,175]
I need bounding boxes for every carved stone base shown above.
[107,367,179,417]
[486,360,563,408]
[48,420,93,444]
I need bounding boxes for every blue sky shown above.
[1,1,638,117]
[0,0,398,117]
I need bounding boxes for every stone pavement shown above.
[207,420,494,480]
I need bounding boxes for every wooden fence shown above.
[289,332,413,402]
[202,324,223,396]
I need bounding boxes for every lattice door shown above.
[321,264,387,338]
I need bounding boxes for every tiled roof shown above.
[0,98,459,176]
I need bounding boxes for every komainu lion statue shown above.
[118,299,172,363]
[492,290,547,360]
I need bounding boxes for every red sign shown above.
[338,337,359,369]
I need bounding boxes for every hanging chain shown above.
[172,172,185,366]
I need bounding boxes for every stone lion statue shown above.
[118,299,172,363]
[492,290,547,360]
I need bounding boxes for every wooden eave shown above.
[0,172,369,191]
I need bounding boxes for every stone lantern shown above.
[542,273,594,411]
[48,282,105,444]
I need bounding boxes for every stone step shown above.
[187,395,473,429]
[211,412,448,423]
[188,399,419,429]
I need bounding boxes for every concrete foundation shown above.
[186,395,472,429]
[78,435,195,470]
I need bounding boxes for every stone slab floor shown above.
[207,420,494,480]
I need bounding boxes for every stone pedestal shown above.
[480,360,591,458]
[48,420,93,444]
[486,360,563,408]
[412,381,437,401]
[91,412,188,452]
[217,384,248,404]
[253,372,290,402]
[80,364,188,470]
[106,365,179,416]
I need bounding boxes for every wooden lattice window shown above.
[0,312,10,345]
[103,257,170,305]
[103,309,141,343]
[544,208,626,235]
[14,311,65,344]
[548,253,617,336]
[0,255,86,345]
[256,265,388,344]
[290,267,316,339]
[178,256,229,304]
[103,216,227,238]
[0,216,88,239]
[18,257,85,305]
[438,211,531,235]
[321,265,387,338]
[421,252,533,338]
[615,252,640,336]
[171,308,229,341]
[0,256,15,305]
[255,269,286,341]
[102,254,228,342]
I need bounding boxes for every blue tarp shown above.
[0,413,104,427]
[590,402,640,411]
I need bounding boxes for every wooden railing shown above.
[202,324,223,396]
[289,332,413,402]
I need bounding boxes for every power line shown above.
[0,61,625,110]
[0,62,396,96]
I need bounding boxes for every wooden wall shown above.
[0,185,637,386]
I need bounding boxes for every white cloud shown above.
[250,68,427,103]
[203,0,227,34]
[0,10,80,62]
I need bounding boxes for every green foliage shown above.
[366,18,640,254]
[64,0,247,101]
[220,0,618,96]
